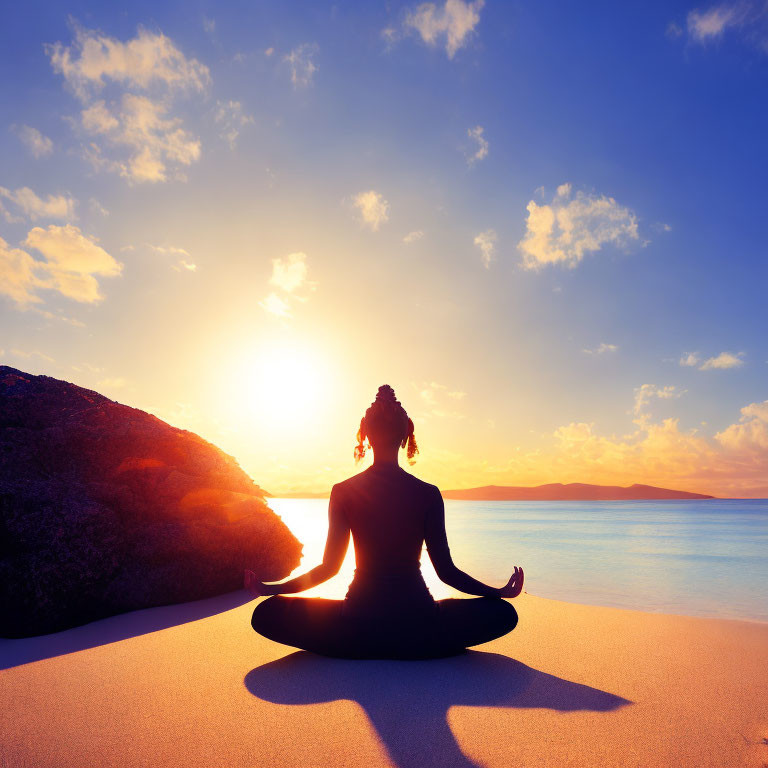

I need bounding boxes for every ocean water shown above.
[269,498,768,623]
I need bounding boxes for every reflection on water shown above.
[269,498,768,622]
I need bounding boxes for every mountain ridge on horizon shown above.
[271,482,716,500]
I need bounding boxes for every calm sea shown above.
[270,498,768,623]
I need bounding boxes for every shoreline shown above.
[2,591,767,767]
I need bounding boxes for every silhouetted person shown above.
[245,385,524,659]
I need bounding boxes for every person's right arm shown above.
[244,484,349,597]
[425,487,523,598]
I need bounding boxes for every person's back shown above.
[334,464,439,618]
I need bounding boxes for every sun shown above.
[228,340,329,434]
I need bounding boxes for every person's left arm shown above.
[244,486,350,597]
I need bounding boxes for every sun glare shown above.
[224,340,330,435]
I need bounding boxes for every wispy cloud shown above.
[403,230,424,244]
[352,190,390,231]
[402,0,485,58]
[214,100,254,149]
[417,381,467,418]
[466,125,488,164]
[260,252,314,318]
[269,252,312,293]
[675,2,768,50]
[633,383,684,417]
[518,183,639,269]
[679,350,745,370]
[13,125,53,158]
[583,343,618,355]
[259,292,292,318]
[700,351,745,370]
[473,229,497,268]
[0,225,122,308]
[47,24,209,184]
[687,4,747,41]
[284,43,318,88]
[0,186,77,222]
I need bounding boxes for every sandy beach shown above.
[2,591,767,768]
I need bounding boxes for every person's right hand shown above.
[244,569,276,598]
[498,566,524,598]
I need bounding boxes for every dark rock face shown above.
[0,366,303,637]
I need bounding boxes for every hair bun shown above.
[375,384,398,404]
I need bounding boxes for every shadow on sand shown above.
[244,649,631,768]
[0,590,252,670]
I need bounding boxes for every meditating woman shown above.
[245,384,524,660]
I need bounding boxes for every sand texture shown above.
[2,591,767,768]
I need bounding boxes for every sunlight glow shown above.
[221,340,330,437]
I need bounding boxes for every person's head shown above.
[355,385,418,464]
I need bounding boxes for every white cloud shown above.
[214,100,254,149]
[0,225,122,308]
[583,343,619,355]
[352,190,390,231]
[260,252,314,318]
[14,125,53,158]
[687,4,744,40]
[518,183,640,269]
[80,94,201,183]
[46,25,210,98]
[269,252,311,293]
[699,351,744,370]
[403,0,484,58]
[0,186,76,223]
[473,229,497,268]
[148,244,190,257]
[284,44,318,88]
[679,350,745,370]
[173,260,197,272]
[716,400,768,451]
[680,352,701,367]
[467,125,488,164]
[403,230,424,243]
[633,383,684,416]
[259,292,292,318]
[47,25,209,184]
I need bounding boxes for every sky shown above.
[1,0,767,497]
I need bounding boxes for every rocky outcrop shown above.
[0,366,302,637]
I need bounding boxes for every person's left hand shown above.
[498,566,524,599]
[244,569,275,598]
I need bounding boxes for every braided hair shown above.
[355,384,418,465]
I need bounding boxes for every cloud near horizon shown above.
[424,396,768,498]
[0,224,122,307]
[518,183,639,269]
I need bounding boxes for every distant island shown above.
[272,482,715,500]
[441,483,714,501]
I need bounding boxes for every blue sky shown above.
[1,0,767,495]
